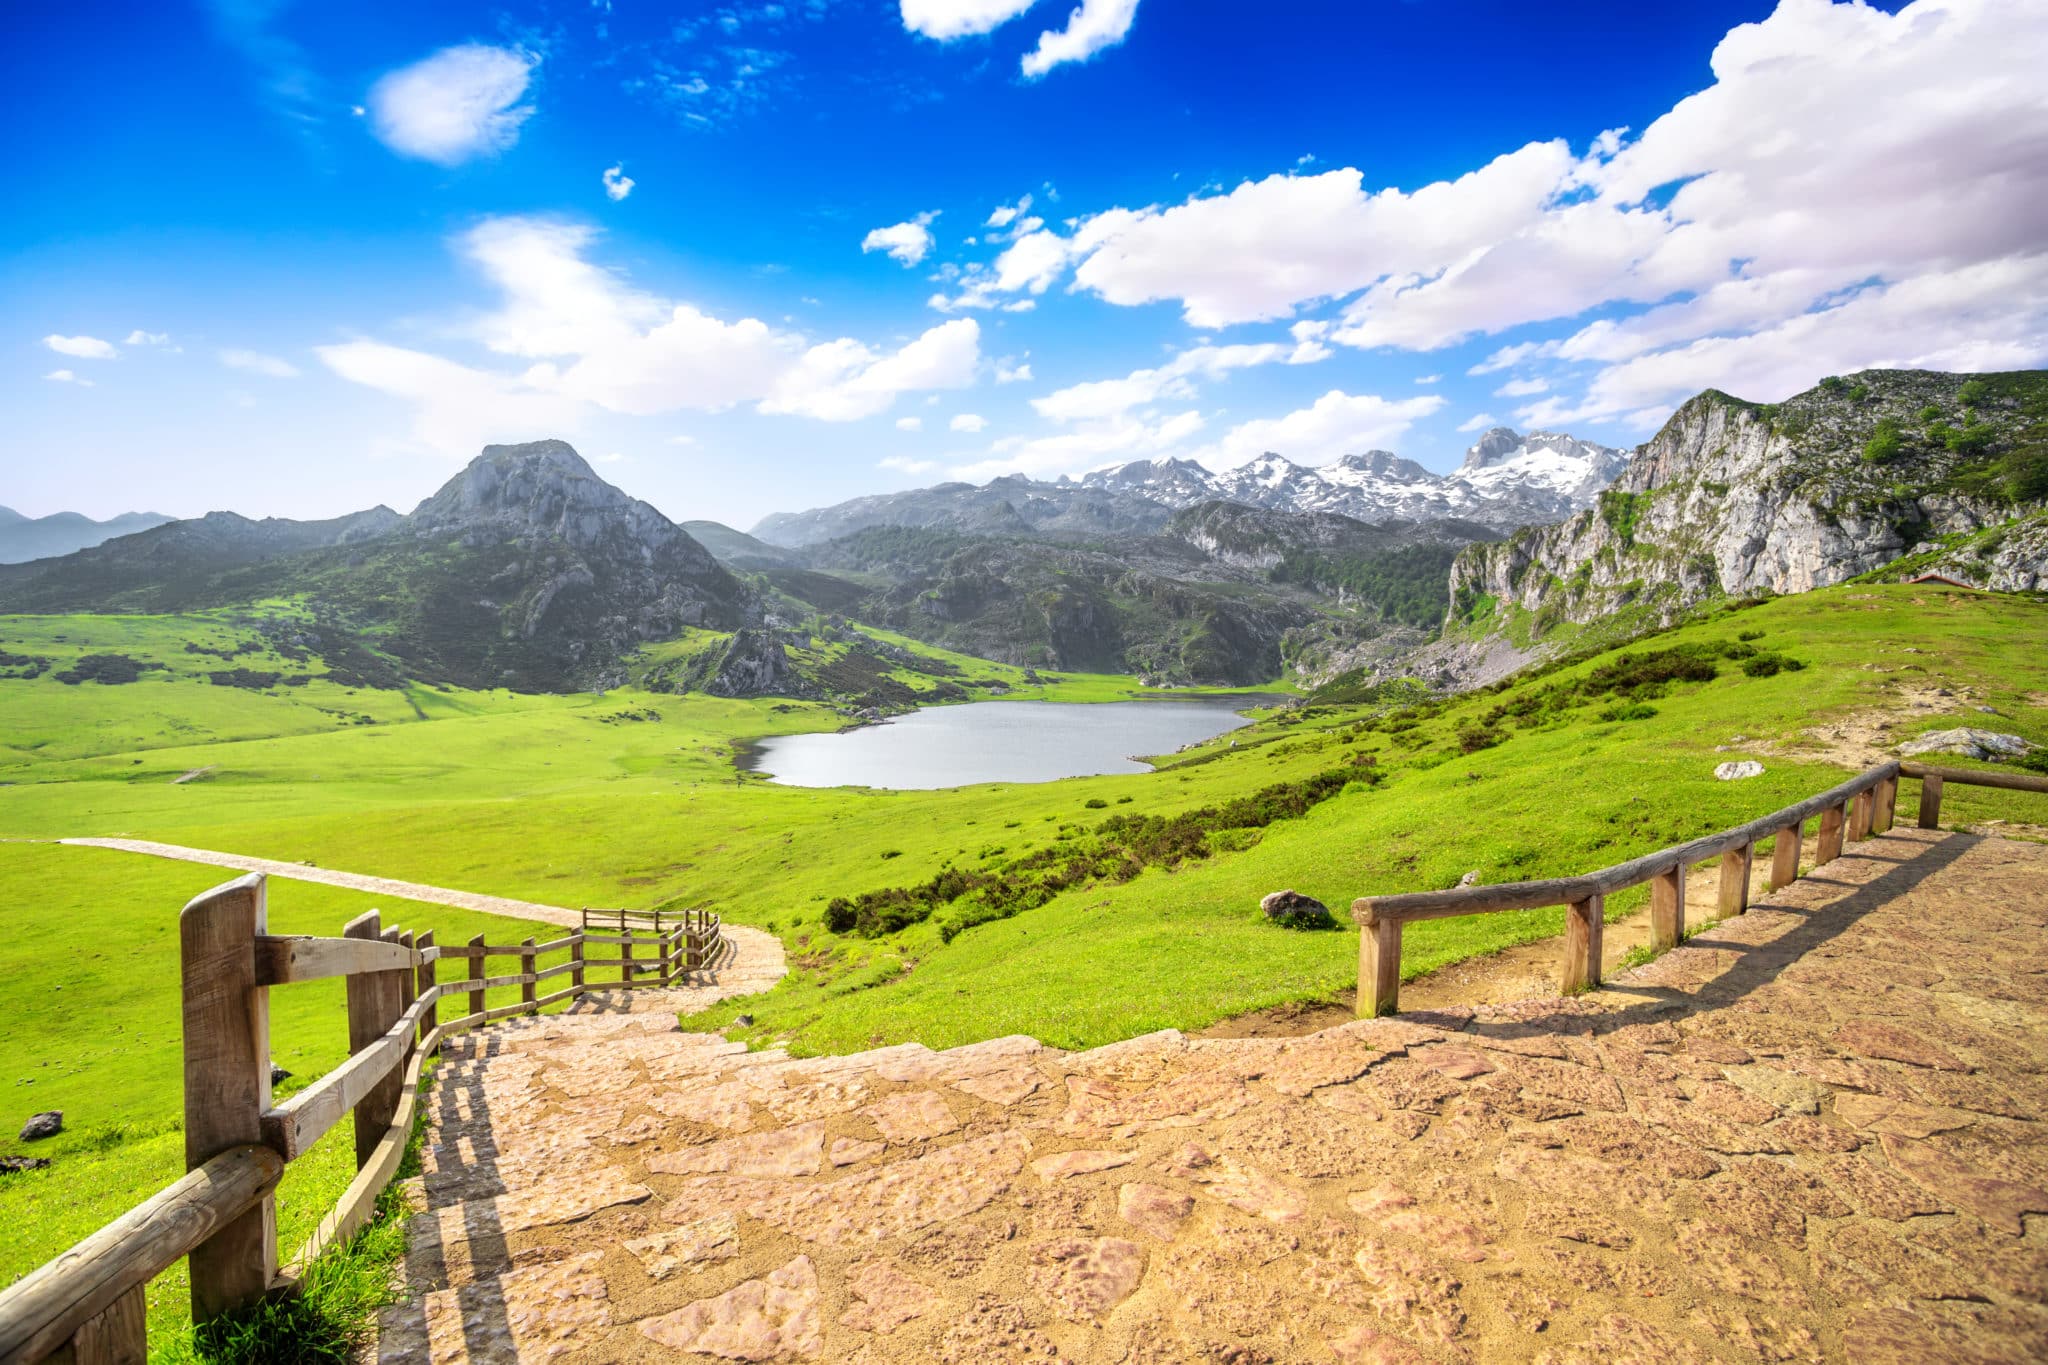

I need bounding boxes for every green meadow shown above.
[2,583,2046,1342]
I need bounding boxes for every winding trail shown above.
[373,827,2048,1363]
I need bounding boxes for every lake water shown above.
[744,697,1269,789]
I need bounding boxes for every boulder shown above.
[1714,760,1765,781]
[270,1063,292,1085]
[0,1156,52,1175]
[19,1111,62,1142]
[1261,890,1336,929]
[1899,728,2035,761]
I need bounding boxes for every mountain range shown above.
[3,372,2038,697]
[0,507,175,564]
[750,428,1628,548]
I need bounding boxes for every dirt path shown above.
[56,834,789,1018]
[61,836,614,930]
[377,827,2048,1363]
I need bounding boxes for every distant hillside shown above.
[737,506,1496,685]
[1450,370,2048,644]
[0,507,175,564]
[0,441,756,691]
[751,475,1172,548]
[682,520,805,569]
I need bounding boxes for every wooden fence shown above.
[0,883,720,1365]
[1353,760,2048,1017]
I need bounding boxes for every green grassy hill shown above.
[2,582,2044,1337]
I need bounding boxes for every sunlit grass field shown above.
[2,583,2045,1343]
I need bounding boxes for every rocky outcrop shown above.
[705,629,819,699]
[1449,370,2048,636]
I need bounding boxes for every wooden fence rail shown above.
[0,894,719,1365]
[1352,759,2040,1018]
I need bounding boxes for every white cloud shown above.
[896,416,923,431]
[986,194,1033,228]
[933,0,2048,422]
[995,357,1033,383]
[1493,377,1547,397]
[368,44,537,166]
[666,434,697,445]
[880,455,941,474]
[862,212,939,267]
[220,348,300,378]
[1455,412,1498,433]
[950,412,988,432]
[321,216,986,451]
[44,369,92,386]
[124,330,171,347]
[602,164,635,201]
[953,408,1204,481]
[1191,390,1446,470]
[900,0,1039,40]
[1031,341,1296,424]
[44,334,117,360]
[595,452,628,464]
[316,340,585,456]
[761,318,983,421]
[1414,373,1442,385]
[1021,0,1141,78]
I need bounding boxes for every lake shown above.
[743,696,1271,789]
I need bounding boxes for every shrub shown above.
[1946,422,1995,456]
[1597,702,1658,721]
[1083,798,1108,809]
[1455,722,1507,754]
[1863,418,1903,464]
[880,849,903,860]
[1737,629,1765,641]
[1958,378,1989,406]
[1847,382,1870,402]
[1917,404,1943,423]
[1741,653,1806,678]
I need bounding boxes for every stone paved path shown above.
[377,828,2048,1363]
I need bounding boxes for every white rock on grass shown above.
[1898,728,2035,761]
[1714,760,1765,781]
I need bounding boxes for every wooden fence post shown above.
[571,933,585,994]
[1817,802,1846,864]
[1873,776,1897,834]
[655,924,672,986]
[1849,788,1874,842]
[1918,774,1944,829]
[395,930,416,1064]
[1354,904,1401,1018]
[416,929,437,1047]
[521,937,537,1015]
[1650,864,1685,950]
[1769,821,1802,891]
[180,873,275,1325]
[467,933,486,1021]
[1718,841,1753,917]
[347,914,404,1170]
[622,933,635,987]
[1562,893,1603,993]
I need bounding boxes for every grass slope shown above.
[1,584,2044,1338]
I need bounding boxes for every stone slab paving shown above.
[377,828,2048,1363]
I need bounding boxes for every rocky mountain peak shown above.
[1460,427,1529,470]
[407,438,676,553]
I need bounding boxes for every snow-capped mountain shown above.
[1075,428,1629,528]
[752,427,1628,546]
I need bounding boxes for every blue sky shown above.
[6,0,2044,530]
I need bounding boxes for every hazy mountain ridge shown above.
[0,507,177,564]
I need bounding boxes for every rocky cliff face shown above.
[1449,370,2048,636]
